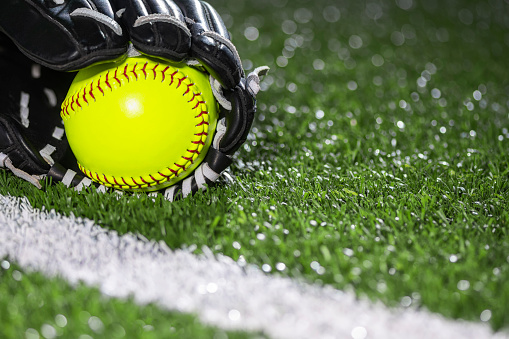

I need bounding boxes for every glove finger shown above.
[119,0,191,62]
[173,0,243,89]
[0,0,128,71]
[218,80,255,155]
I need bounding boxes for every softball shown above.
[61,56,218,191]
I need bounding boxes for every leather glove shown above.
[0,1,269,200]
[0,0,128,71]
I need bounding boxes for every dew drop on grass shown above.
[349,35,363,49]
[276,262,286,271]
[480,310,492,322]
[12,270,22,281]
[313,59,325,70]
[323,6,340,22]
[457,280,470,291]
[431,88,441,98]
[25,328,39,339]
[41,324,57,339]
[88,316,104,334]
[281,20,297,35]
[391,31,405,46]
[55,314,67,328]
[351,326,368,339]
[143,325,154,332]
[1,260,10,269]
[401,296,412,307]
[206,283,218,293]
[371,54,384,66]
[343,248,354,257]
[244,26,259,41]
[347,81,358,91]
[228,309,241,321]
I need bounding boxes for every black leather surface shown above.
[220,80,256,155]
[120,0,191,62]
[0,0,128,71]
[0,33,75,174]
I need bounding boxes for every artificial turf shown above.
[0,261,260,339]
[1,0,508,335]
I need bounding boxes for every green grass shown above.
[1,0,509,335]
[0,261,260,339]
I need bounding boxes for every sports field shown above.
[1,0,508,338]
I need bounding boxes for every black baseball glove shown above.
[0,0,268,200]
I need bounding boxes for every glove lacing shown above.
[0,153,44,189]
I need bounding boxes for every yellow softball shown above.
[61,56,218,192]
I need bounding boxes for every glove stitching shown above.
[70,8,123,36]
[133,14,191,38]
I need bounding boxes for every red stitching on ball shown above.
[169,70,178,85]
[195,132,208,136]
[152,64,159,80]
[131,177,142,188]
[161,66,170,82]
[192,100,206,110]
[83,87,88,105]
[113,177,122,187]
[123,64,130,82]
[159,171,171,178]
[195,110,208,118]
[97,78,104,96]
[76,92,82,110]
[177,76,188,88]
[196,120,209,127]
[89,83,96,102]
[105,71,112,90]
[184,83,194,96]
[141,62,148,79]
[131,63,138,80]
[113,69,121,85]
[188,92,201,103]
[103,174,111,185]
[149,175,161,184]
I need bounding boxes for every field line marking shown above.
[0,194,504,339]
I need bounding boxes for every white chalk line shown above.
[0,194,505,339]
